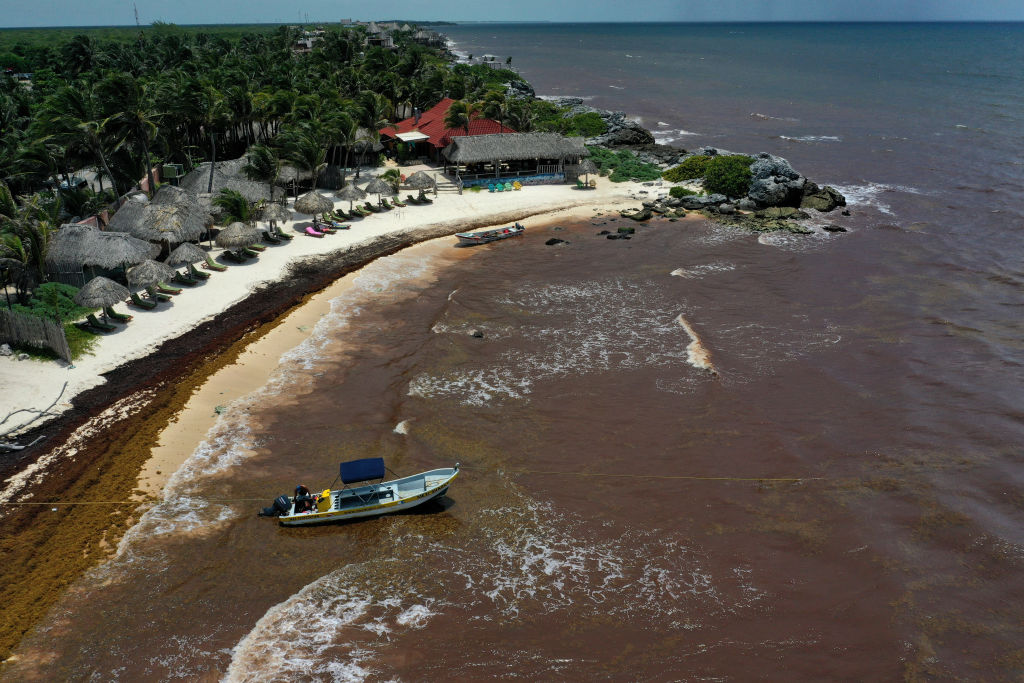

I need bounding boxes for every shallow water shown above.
[7,22,1024,681]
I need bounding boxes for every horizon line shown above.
[3,19,1024,30]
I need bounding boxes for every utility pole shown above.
[134,3,140,28]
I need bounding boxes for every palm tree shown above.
[98,74,161,196]
[37,85,122,198]
[480,90,509,128]
[443,100,473,137]
[211,188,254,224]
[242,144,280,202]
[278,123,327,195]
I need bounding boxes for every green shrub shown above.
[562,112,607,137]
[662,155,711,182]
[669,186,698,198]
[703,155,754,198]
[12,282,93,322]
[587,146,662,183]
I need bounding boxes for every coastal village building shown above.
[379,97,516,162]
[442,133,589,188]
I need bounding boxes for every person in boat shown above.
[294,484,316,513]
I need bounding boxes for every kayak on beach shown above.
[455,222,525,246]
[259,457,458,526]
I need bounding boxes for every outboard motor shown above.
[259,494,293,517]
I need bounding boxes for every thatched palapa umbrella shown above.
[216,222,262,256]
[335,183,366,212]
[46,224,159,278]
[165,242,208,267]
[403,170,436,192]
[293,191,333,216]
[260,202,291,232]
[578,159,598,185]
[74,276,131,321]
[127,259,176,290]
[363,177,395,206]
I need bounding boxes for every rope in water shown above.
[0,468,823,506]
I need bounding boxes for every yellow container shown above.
[317,491,332,512]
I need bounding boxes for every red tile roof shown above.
[381,97,516,149]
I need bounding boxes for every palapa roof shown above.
[105,194,149,233]
[179,157,284,202]
[443,133,588,164]
[380,98,516,149]
[46,223,160,271]
[293,191,333,216]
[74,276,130,308]
[276,164,315,186]
[106,186,211,245]
[215,222,262,249]
[165,242,208,267]
[127,259,176,289]
[363,178,395,196]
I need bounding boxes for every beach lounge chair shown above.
[405,194,421,205]
[248,243,267,252]
[392,197,407,207]
[487,184,495,192]
[262,230,282,245]
[305,225,325,238]
[172,269,198,286]
[104,306,133,323]
[504,182,513,191]
[576,179,585,189]
[241,247,260,258]
[513,181,522,190]
[203,254,228,272]
[156,281,182,295]
[417,191,432,204]
[128,292,158,309]
[187,263,211,280]
[274,227,294,240]
[145,285,172,303]
[494,183,503,192]
[221,250,248,263]
[363,202,382,213]
[326,219,350,230]
[86,313,117,332]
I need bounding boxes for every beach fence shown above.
[0,309,72,362]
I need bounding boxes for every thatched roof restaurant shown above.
[442,133,588,187]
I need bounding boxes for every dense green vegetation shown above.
[11,281,91,321]
[662,155,711,182]
[586,146,662,183]
[704,155,754,198]
[668,185,698,198]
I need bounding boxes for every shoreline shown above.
[0,186,649,662]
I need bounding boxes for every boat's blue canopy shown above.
[340,457,386,484]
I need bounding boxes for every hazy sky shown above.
[3,0,1024,28]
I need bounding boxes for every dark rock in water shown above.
[607,126,655,146]
[841,209,851,216]
[617,226,636,234]
[668,218,678,222]
[822,224,848,233]
[622,207,653,221]
[598,230,611,235]
[800,184,847,212]
[755,206,810,220]
[621,235,632,240]
[545,238,568,245]
[552,225,564,231]
[505,80,536,99]
[470,329,485,338]
[748,153,806,207]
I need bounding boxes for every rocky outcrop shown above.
[747,153,806,208]
[505,80,536,99]
[621,207,653,221]
[754,206,810,220]
[800,182,846,212]
[545,97,655,147]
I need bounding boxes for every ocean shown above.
[6,22,1024,680]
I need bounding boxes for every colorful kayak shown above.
[260,458,458,526]
[455,222,524,246]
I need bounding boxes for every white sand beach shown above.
[1,174,655,437]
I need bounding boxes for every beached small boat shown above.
[455,222,524,246]
[260,458,458,526]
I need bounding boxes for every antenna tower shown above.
[134,3,140,28]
